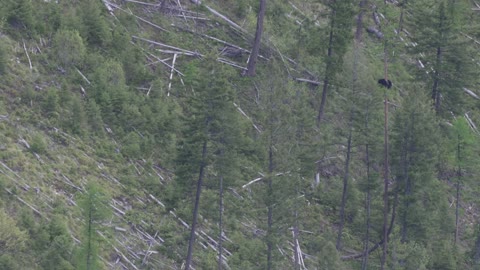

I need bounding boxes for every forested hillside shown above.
[1,0,480,269]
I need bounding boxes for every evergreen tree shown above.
[392,88,438,243]
[249,63,317,269]
[449,118,477,245]
[86,99,105,136]
[171,58,243,269]
[77,182,110,270]
[406,0,477,115]
[90,60,128,128]
[39,216,75,270]
[31,0,60,36]
[43,87,60,120]
[78,0,111,47]
[2,0,34,36]
[0,208,27,256]
[336,45,385,266]
[62,95,87,136]
[391,88,454,266]
[316,0,355,124]
[318,241,343,269]
[53,29,86,70]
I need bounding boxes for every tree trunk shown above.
[432,46,442,113]
[400,118,414,243]
[87,202,93,270]
[355,0,367,41]
[401,174,411,243]
[455,178,460,245]
[455,139,461,246]
[474,225,480,267]
[293,209,300,270]
[317,24,334,124]
[337,5,363,245]
[218,175,224,270]
[342,192,398,261]
[361,144,371,270]
[266,145,274,270]
[245,0,266,76]
[353,1,372,266]
[185,140,208,270]
[336,128,352,250]
[381,88,389,270]
[398,0,407,32]
[292,175,300,270]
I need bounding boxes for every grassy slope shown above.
[0,0,479,269]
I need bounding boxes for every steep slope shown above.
[1,0,480,269]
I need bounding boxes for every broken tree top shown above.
[378,79,392,89]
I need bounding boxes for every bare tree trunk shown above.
[401,174,411,242]
[353,1,372,266]
[339,3,365,250]
[360,66,372,267]
[399,125,411,243]
[398,0,407,32]
[360,77,372,268]
[381,87,389,270]
[336,128,352,250]
[185,140,208,270]
[361,143,371,270]
[317,25,334,124]
[245,0,266,76]
[218,175,224,270]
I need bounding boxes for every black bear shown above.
[378,78,392,89]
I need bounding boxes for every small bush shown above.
[30,133,47,154]
[53,29,86,69]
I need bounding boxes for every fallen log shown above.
[366,26,384,39]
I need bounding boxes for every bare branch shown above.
[168,54,178,96]
[23,40,32,70]
[204,5,246,34]
[76,67,91,85]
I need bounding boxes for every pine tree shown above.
[250,63,317,269]
[0,208,27,256]
[53,29,86,70]
[390,88,453,260]
[171,58,243,270]
[78,0,111,47]
[447,118,478,246]
[90,60,128,128]
[406,0,477,115]
[2,0,34,35]
[316,0,355,124]
[86,99,105,136]
[39,216,75,270]
[77,182,110,270]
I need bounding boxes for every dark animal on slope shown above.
[378,78,392,89]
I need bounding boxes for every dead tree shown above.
[244,0,266,76]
